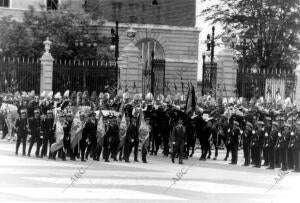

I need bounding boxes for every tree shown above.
[200,0,300,72]
[0,5,113,61]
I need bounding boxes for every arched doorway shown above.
[136,39,166,96]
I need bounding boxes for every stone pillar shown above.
[40,37,54,94]
[295,65,300,108]
[215,38,238,100]
[119,42,141,95]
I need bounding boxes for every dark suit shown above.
[171,124,186,163]
[27,117,41,157]
[15,118,28,155]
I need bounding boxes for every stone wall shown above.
[0,0,84,20]
[89,22,200,93]
[86,0,196,27]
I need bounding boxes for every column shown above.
[119,42,141,95]
[40,37,54,94]
[215,38,238,100]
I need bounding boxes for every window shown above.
[0,0,9,8]
[47,0,59,10]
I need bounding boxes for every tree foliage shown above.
[200,0,300,72]
[0,5,113,61]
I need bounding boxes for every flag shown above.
[118,114,127,148]
[70,112,84,150]
[185,83,196,114]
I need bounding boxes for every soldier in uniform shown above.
[62,113,74,161]
[79,113,88,161]
[102,115,112,162]
[242,120,253,166]
[41,110,55,159]
[171,112,186,164]
[123,115,138,162]
[294,120,300,172]
[252,121,264,167]
[85,112,98,160]
[267,121,279,169]
[263,116,272,166]
[15,109,29,156]
[277,122,290,171]
[27,109,42,157]
[287,118,295,169]
[230,120,240,165]
[109,117,120,161]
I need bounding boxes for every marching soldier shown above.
[171,112,186,164]
[252,120,264,167]
[263,116,272,166]
[123,115,138,162]
[294,119,300,172]
[62,113,74,161]
[109,117,120,161]
[288,118,296,169]
[276,122,290,171]
[85,112,98,161]
[41,110,55,159]
[79,113,88,161]
[230,119,240,165]
[15,109,29,156]
[267,120,279,169]
[27,109,42,157]
[242,120,253,166]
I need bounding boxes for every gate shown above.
[142,58,165,97]
[202,62,217,97]
[237,68,296,100]
[0,57,40,94]
[53,60,117,94]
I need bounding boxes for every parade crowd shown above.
[0,88,300,172]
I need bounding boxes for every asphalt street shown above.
[0,140,299,203]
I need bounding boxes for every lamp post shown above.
[206,26,215,66]
[110,21,119,90]
[201,52,206,96]
[204,26,216,97]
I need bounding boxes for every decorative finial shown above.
[43,37,52,53]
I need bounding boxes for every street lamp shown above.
[201,52,206,96]
[110,21,119,89]
[205,26,215,65]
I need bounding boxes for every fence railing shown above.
[237,68,296,100]
[53,59,117,94]
[0,57,41,94]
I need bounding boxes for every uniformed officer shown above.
[277,122,290,171]
[267,121,279,169]
[252,120,264,167]
[123,115,137,162]
[230,120,240,165]
[294,120,300,172]
[41,110,55,159]
[263,116,272,166]
[242,121,253,166]
[171,112,186,164]
[27,109,41,157]
[15,109,29,156]
[62,113,74,161]
[109,117,120,161]
[85,112,98,160]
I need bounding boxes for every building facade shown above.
[0,0,200,94]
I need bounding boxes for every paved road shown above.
[0,140,299,203]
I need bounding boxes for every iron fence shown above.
[0,57,40,94]
[53,59,117,94]
[237,68,296,100]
